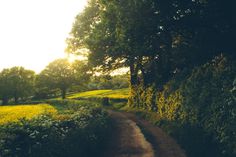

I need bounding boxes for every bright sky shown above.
[0,0,87,73]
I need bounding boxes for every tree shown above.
[0,67,35,104]
[34,73,60,100]
[66,0,145,87]
[67,0,183,88]
[37,59,74,99]
[36,59,92,99]
[67,0,235,89]
[71,60,91,85]
[0,69,12,105]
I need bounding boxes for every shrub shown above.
[0,107,111,157]
[179,55,236,156]
[129,55,236,157]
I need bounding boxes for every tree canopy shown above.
[67,0,235,88]
[37,59,74,99]
[36,58,90,99]
[0,67,35,104]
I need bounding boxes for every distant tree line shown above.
[0,67,35,105]
[0,59,128,105]
[0,59,87,104]
[87,74,129,90]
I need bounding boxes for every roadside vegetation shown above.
[0,100,112,157]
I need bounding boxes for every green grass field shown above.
[0,104,57,124]
[68,88,129,99]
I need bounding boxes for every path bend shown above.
[102,110,186,157]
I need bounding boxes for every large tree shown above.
[66,0,152,87]
[67,0,235,89]
[37,59,74,99]
[36,58,90,99]
[66,0,185,88]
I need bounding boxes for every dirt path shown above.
[102,110,186,157]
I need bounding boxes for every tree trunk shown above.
[14,97,19,104]
[129,59,138,87]
[2,97,8,105]
[61,88,66,99]
[128,58,140,108]
[140,65,147,86]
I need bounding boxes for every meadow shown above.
[67,88,129,99]
[0,104,57,124]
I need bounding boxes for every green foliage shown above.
[0,67,35,104]
[101,97,110,106]
[157,89,183,121]
[68,0,235,90]
[46,99,100,113]
[66,0,100,55]
[35,59,91,100]
[130,55,236,157]
[36,59,74,99]
[87,74,129,90]
[0,101,111,157]
[71,60,92,86]
[179,56,236,156]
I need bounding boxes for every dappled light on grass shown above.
[0,104,57,124]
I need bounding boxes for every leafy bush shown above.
[130,55,236,157]
[46,99,100,112]
[87,74,129,90]
[179,56,236,156]
[0,105,111,157]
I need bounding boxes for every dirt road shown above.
[102,110,186,157]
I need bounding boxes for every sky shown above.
[0,0,87,73]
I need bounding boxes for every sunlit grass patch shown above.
[68,90,112,99]
[68,88,129,99]
[0,104,57,124]
[101,88,129,99]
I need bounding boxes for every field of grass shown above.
[0,104,57,124]
[0,88,129,125]
[68,88,129,99]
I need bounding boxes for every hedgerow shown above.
[0,102,111,157]
[129,55,236,157]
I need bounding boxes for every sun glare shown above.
[0,0,87,73]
